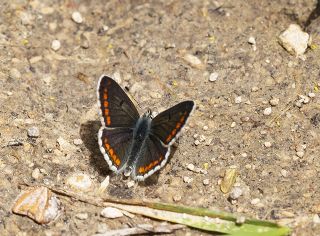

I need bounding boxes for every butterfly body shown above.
[97,75,195,181]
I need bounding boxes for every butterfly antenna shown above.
[125,86,142,110]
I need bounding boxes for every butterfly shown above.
[97,75,195,181]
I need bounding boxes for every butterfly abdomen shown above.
[126,117,152,170]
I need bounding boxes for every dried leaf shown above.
[12,186,61,224]
[220,167,237,193]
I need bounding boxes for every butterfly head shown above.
[143,109,153,119]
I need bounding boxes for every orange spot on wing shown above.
[107,117,111,125]
[115,156,120,166]
[103,89,108,99]
[104,101,109,107]
[104,108,109,116]
[109,148,114,156]
[171,128,177,136]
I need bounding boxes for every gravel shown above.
[209,72,219,82]
[72,11,83,24]
[51,40,61,51]
[27,127,40,138]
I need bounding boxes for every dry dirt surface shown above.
[1,0,320,235]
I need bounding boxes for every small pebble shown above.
[296,151,305,158]
[203,179,210,186]
[183,54,203,69]
[9,68,21,80]
[194,140,200,146]
[278,24,309,56]
[199,135,206,142]
[269,97,279,106]
[209,72,219,82]
[51,40,61,51]
[127,180,135,188]
[250,198,260,205]
[231,122,236,128]
[27,126,40,138]
[263,107,272,116]
[73,139,83,146]
[235,96,242,104]
[32,168,41,179]
[264,141,272,148]
[173,195,182,202]
[101,207,123,219]
[313,214,320,224]
[187,163,195,171]
[308,92,315,98]
[203,125,208,131]
[241,153,247,158]
[248,36,256,45]
[75,213,88,220]
[66,173,92,192]
[72,11,83,24]
[280,169,289,177]
[183,176,193,184]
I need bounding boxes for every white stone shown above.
[296,151,305,158]
[194,140,200,146]
[229,187,243,200]
[209,72,219,82]
[66,173,92,191]
[250,198,260,205]
[235,96,242,104]
[264,141,272,148]
[127,180,135,188]
[183,54,203,69]
[100,207,123,219]
[187,163,195,171]
[308,92,316,98]
[51,40,61,51]
[203,179,210,185]
[73,139,83,146]
[71,11,83,24]
[32,168,41,179]
[313,214,320,224]
[183,176,193,184]
[263,107,272,116]
[248,36,256,45]
[113,71,121,84]
[76,213,88,220]
[231,122,236,128]
[269,98,279,106]
[278,24,310,56]
[203,125,208,131]
[27,126,40,138]
[280,169,289,177]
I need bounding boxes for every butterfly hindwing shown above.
[98,127,133,172]
[133,134,170,180]
[151,101,195,145]
[98,75,140,128]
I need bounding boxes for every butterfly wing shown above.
[98,127,133,172]
[133,134,170,181]
[150,101,195,145]
[97,75,140,128]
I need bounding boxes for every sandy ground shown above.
[1,0,320,235]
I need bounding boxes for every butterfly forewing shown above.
[98,75,140,128]
[98,127,133,172]
[151,101,195,145]
[134,134,170,180]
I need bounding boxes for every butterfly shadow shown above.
[80,120,113,177]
